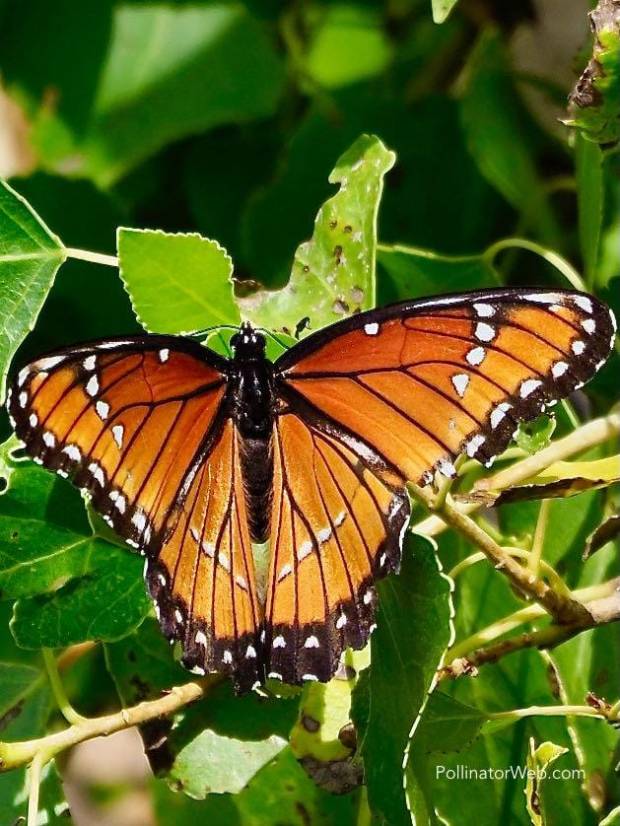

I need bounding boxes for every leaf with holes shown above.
[118,228,238,334]
[0,180,65,404]
[240,134,395,334]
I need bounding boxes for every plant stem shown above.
[65,247,118,268]
[483,237,586,291]
[42,649,85,725]
[489,704,605,722]
[529,499,551,578]
[413,486,589,624]
[27,750,45,826]
[0,679,209,772]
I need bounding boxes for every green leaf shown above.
[413,692,488,754]
[0,179,65,403]
[0,462,149,646]
[305,5,392,89]
[289,648,369,794]
[0,603,69,824]
[352,535,453,826]
[11,547,150,648]
[525,739,569,826]
[432,0,459,24]
[459,31,559,246]
[566,0,620,145]
[240,134,395,334]
[378,243,499,304]
[81,4,285,185]
[600,807,620,826]
[576,134,604,284]
[118,228,238,333]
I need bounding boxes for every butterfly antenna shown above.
[258,328,293,351]
[186,324,240,339]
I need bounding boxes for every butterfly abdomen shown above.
[240,435,273,543]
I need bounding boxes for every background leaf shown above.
[0,179,65,402]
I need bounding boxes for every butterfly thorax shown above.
[229,325,275,542]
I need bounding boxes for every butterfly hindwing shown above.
[276,288,616,482]
[147,420,261,690]
[264,409,409,685]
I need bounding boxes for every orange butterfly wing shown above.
[8,337,262,689]
[276,289,616,483]
[263,410,409,684]
[263,288,615,684]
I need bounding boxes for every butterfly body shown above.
[228,324,276,542]
[7,288,615,691]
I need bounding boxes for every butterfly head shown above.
[231,322,266,362]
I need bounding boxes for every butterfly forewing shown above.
[276,289,616,482]
[8,337,228,552]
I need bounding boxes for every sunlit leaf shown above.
[432,0,459,24]
[118,228,238,333]
[0,179,65,403]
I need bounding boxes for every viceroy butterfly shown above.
[6,287,616,691]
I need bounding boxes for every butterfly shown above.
[6,288,616,691]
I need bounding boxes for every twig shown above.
[439,577,620,679]
[0,679,209,773]
[27,750,45,826]
[412,485,591,624]
[42,650,85,726]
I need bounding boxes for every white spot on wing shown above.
[519,378,542,398]
[437,458,456,478]
[336,612,347,629]
[297,540,313,561]
[62,444,81,462]
[465,434,485,458]
[222,649,233,664]
[83,355,96,371]
[302,673,319,682]
[451,373,470,398]
[474,302,495,317]
[246,644,257,658]
[316,527,331,543]
[573,295,593,313]
[39,356,63,370]
[363,589,373,605]
[42,431,56,448]
[304,635,320,648]
[95,400,109,420]
[159,348,170,363]
[552,361,568,378]
[17,367,30,386]
[572,340,585,355]
[195,630,207,646]
[524,292,563,305]
[112,424,124,448]
[19,391,27,408]
[273,635,286,648]
[364,322,379,335]
[86,375,99,397]
[490,402,512,429]
[581,318,596,334]
[475,322,495,342]
[466,346,486,366]
[29,413,38,428]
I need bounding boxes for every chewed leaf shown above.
[584,511,620,558]
[525,739,569,826]
[289,647,369,793]
[565,0,620,145]
[118,228,238,333]
[469,455,620,506]
[0,180,65,404]
[515,414,556,455]
[239,134,395,334]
